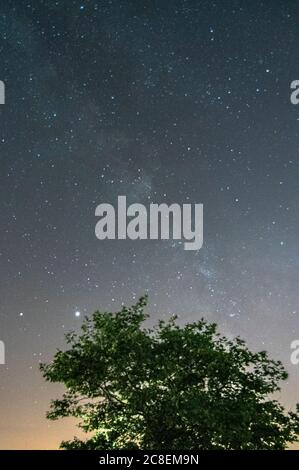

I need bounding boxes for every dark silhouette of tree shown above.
[41,296,299,449]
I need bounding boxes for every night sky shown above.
[0,0,299,449]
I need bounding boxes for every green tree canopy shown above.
[41,296,299,449]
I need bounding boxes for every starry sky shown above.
[0,0,299,449]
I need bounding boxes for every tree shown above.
[41,296,299,449]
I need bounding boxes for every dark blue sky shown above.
[0,0,298,448]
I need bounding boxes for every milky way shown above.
[0,0,298,449]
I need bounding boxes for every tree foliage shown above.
[41,296,299,449]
